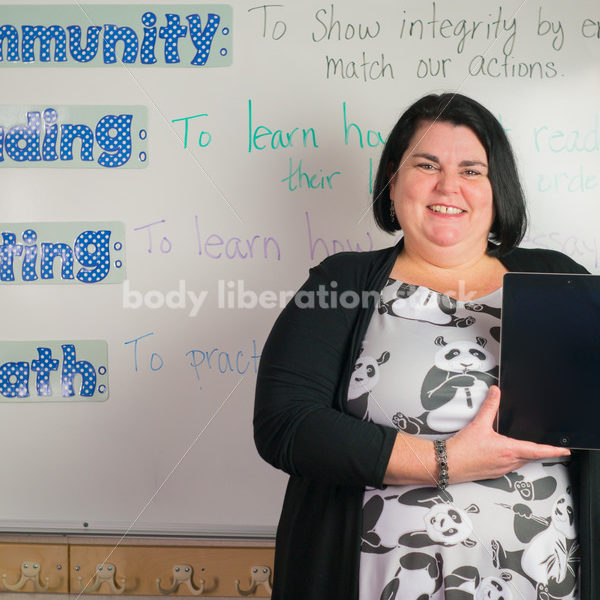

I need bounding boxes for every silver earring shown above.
[389,201,397,225]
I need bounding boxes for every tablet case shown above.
[499,272,600,449]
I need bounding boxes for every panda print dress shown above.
[347,280,578,600]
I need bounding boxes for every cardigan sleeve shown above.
[253,256,397,488]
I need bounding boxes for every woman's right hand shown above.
[446,385,571,484]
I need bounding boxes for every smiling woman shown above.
[254,93,596,600]
[373,95,527,301]
[373,94,527,258]
[387,121,505,300]
[390,122,493,261]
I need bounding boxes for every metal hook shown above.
[78,562,126,594]
[2,561,49,592]
[156,563,216,595]
[235,565,272,596]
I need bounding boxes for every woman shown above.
[254,93,599,600]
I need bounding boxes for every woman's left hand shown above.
[445,385,571,484]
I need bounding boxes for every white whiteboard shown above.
[0,0,599,536]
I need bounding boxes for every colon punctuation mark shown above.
[133,219,173,254]
[124,332,164,372]
[248,5,287,40]
[171,113,212,148]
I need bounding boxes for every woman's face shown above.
[390,120,494,260]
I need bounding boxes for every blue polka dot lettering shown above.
[31,348,60,396]
[0,362,30,398]
[60,124,94,161]
[66,25,101,62]
[103,24,139,64]
[40,243,75,280]
[95,114,133,168]
[187,13,220,66]
[0,25,19,62]
[74,230,112,283]
[0,233,23,281]
[42,109,59,161]
[22,25,67,62]
[61,344,97,397]
[141,12,158,64]
[21,229,38,281]
[159,14,187,63]
[5,112,42,162]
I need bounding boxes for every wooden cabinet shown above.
[0,537,274,597]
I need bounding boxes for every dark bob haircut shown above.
[372,93,527,256]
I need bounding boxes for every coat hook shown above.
[2,561,50,592]
[235,565,272,596]
[78,562,126,594]
[156,563,217,595]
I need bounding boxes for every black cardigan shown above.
[254,242,599,599]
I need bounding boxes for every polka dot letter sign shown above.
[0,105,147,169]
[0,5,233,68]
[0,222,126,284]
[0,340,109,402]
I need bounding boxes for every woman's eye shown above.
[417,163,436,171]
[463,169,482,177]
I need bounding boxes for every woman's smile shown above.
[427,204,466,215]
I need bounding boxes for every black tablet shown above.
[499,272,600,449]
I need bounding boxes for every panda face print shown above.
[495,490,578,592]
[365,488,479,551]
[378,282,477,328]
[413,336,498,434]
[552,493,576,538]
[475,576,512,600]
[380,552,444,600]
[348,357,379,400]
[444,566,513,600]
[434,339,496,374]
[425,504,474,546]
[391,286,454,325]
[347,350,390,401]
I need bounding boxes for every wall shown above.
[0,0,599,536]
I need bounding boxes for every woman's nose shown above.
[436,170,460,194]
